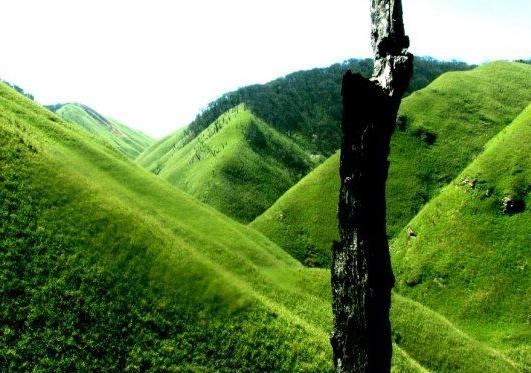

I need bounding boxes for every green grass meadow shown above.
[392,105,531,364]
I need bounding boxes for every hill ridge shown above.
[47,102,154,159]
[251,61,531,267]
[0,80,521,371]
[139,104,316,222]
[171,57,473,157]
[391,103,531,363]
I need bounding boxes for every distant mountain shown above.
[47,103,153,159]
[251,61,531,267]
[138,104,315,222]
[0,80,520,372]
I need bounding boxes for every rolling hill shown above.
[139,59,472,180]
[391,104,531,366]
[1,82,329,371]
[47,103,154,159]
[137,58,472,223]
[251,61,531,267]
[0,79,522,371]
[179,57,473,157]
[138,104,316,223]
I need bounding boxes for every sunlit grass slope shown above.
[172,58,472,157]
[49,103,154,159]
[251,61,531,267]
[392,104,531,367]
[138,104,315,223]
[135,127,188,169]
[0,83,329,371]
[0,82,521,371]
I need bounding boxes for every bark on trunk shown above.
[331,1,413,372]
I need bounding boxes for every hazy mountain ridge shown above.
[175,57,473,157]
[139,57,474,222]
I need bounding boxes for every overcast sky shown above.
[0,0,529,138]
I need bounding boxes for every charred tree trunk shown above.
[331,1,413,372]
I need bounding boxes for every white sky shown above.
[0,0,529,138]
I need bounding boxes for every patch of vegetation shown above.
[140,58,472,165]
[0,81,520,372]
[48,103,154,159]
[139,104,316,223]
[392,105,531,365]
[251,61,531,268]
[396,114,409,131]
[412,126,437,145]
[0,80,34,100]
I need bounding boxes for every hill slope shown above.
[0,82,521,371]
[1,82,329,371]
[47,102,154,159]
[179,57,473,157]
[139,104,315,223]
[251,61,531,267]
[392,104,531,366]
[139,58,471,181]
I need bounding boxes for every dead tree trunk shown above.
[331,1,413,372]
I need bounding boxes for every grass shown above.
[135,128,189,169]
[180,57,473,157]
[0,81,522,371]
[51,103,154,159]
[391,104,531,366]
[1,83,329,371]
[249,152,341,267]
[138,104,315,223]
[251,61,531,268]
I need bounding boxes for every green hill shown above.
[0,81,521,371]
[47,102,154,159]
[135,127,188,171]
[251,61,531,267]
[1,82,329,371]
[180,57,472,157]
[392,104,531,366]
[137,58,473,224]
[138,104,316,223]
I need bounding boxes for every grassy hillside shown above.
[0,82,521,371]
[138,59,471,180]
[135,128,188,170]
[249,152,340,267]
[392,104,531,366]
[251,61,531,267]
[0,82,329,371]
[48,103,154,159]
[181,57,472,156]
[138,104,316,223]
